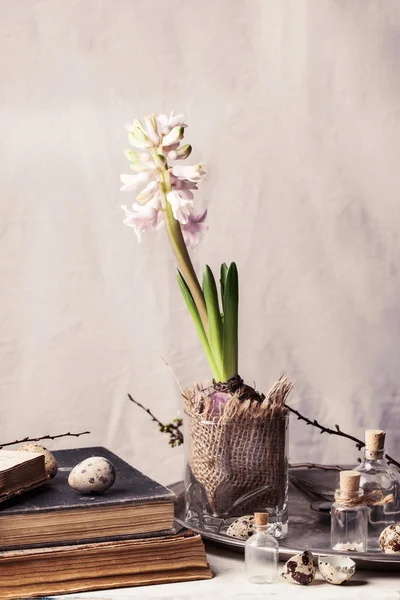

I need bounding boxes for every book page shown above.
[0,450,38,472]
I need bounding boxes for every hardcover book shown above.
[0,531,213,599]
[0,450,48,498]
[0,446,175,550]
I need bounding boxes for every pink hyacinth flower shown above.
[157,110,187,135]
[181,208,208,248]
[171,163,205,183]
[166,190,193,225]
[120,172,153,193]
[121,200,161,242]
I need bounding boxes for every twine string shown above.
[334,490,365,508]
[334,489,394,508]
[364,490,395,507]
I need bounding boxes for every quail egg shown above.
[226,515,255,540]
[281,551,316,585]
[17,443,58,478]
[379,523,400,554]
[68,456,116,494]
[318,555,356,585]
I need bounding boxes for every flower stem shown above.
[160,170,208,330]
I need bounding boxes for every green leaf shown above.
[222,262,239,380]
[220,263,228,312]
[203,266,224,379]
[177,270,221,380]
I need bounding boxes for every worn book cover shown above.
[0,446,176,549]
[0,531,213,599]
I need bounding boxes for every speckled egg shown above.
[318,555,356,585]
[379,523,400,554]
[17,443,58,479]
[68,457,116,494]
[281,551,316,585]
[226,515,255,540]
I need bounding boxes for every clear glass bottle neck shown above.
[253,524,269,534]
[363,448,386,462]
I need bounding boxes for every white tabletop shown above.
[56,544,400,600]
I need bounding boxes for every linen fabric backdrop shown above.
[1,0,400,485]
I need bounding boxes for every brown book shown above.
[0,531,213,599]
[0,450,47,499]
[0,447,175,549]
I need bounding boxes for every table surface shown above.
[55,542,400,600]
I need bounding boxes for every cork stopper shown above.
[340,470,360,494]
[254,512,269,526]
[365,429,385,452]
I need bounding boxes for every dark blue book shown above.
[0,446,175,550]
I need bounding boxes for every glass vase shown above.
[183,409,289,539]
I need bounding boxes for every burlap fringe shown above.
[184,376,293,516]
[184,376,293,421]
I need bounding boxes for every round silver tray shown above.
[169,467,400,572]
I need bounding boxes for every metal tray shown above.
[169,468,400,572]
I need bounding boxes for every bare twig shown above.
[161,356,184,394]
[126,390,400,470]
[285,404,400,470]
[289,463,342,471]
[128,394,183,447]
[127,394,164,427]
[0,431,90,449]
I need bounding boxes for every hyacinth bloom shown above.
[121,200,163,242]
[181,209,208,249]
[121,112,238,384]
[120,111,207,247]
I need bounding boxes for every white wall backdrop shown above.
[1,0,400,484]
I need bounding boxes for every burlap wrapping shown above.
[184,383,289,516]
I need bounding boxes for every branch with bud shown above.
[128,394,183,447]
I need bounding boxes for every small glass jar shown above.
[245,512,279,583]
[331,471,369,553]
[355,430,400,549]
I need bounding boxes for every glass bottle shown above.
[355,430,400,549]
[245,512,278,583]
[331,471,369,552]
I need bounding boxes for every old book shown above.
[0,531,212,599]
[0,450,48,498]
[0,446,175,550]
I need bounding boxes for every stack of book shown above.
[0,446,212,598]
